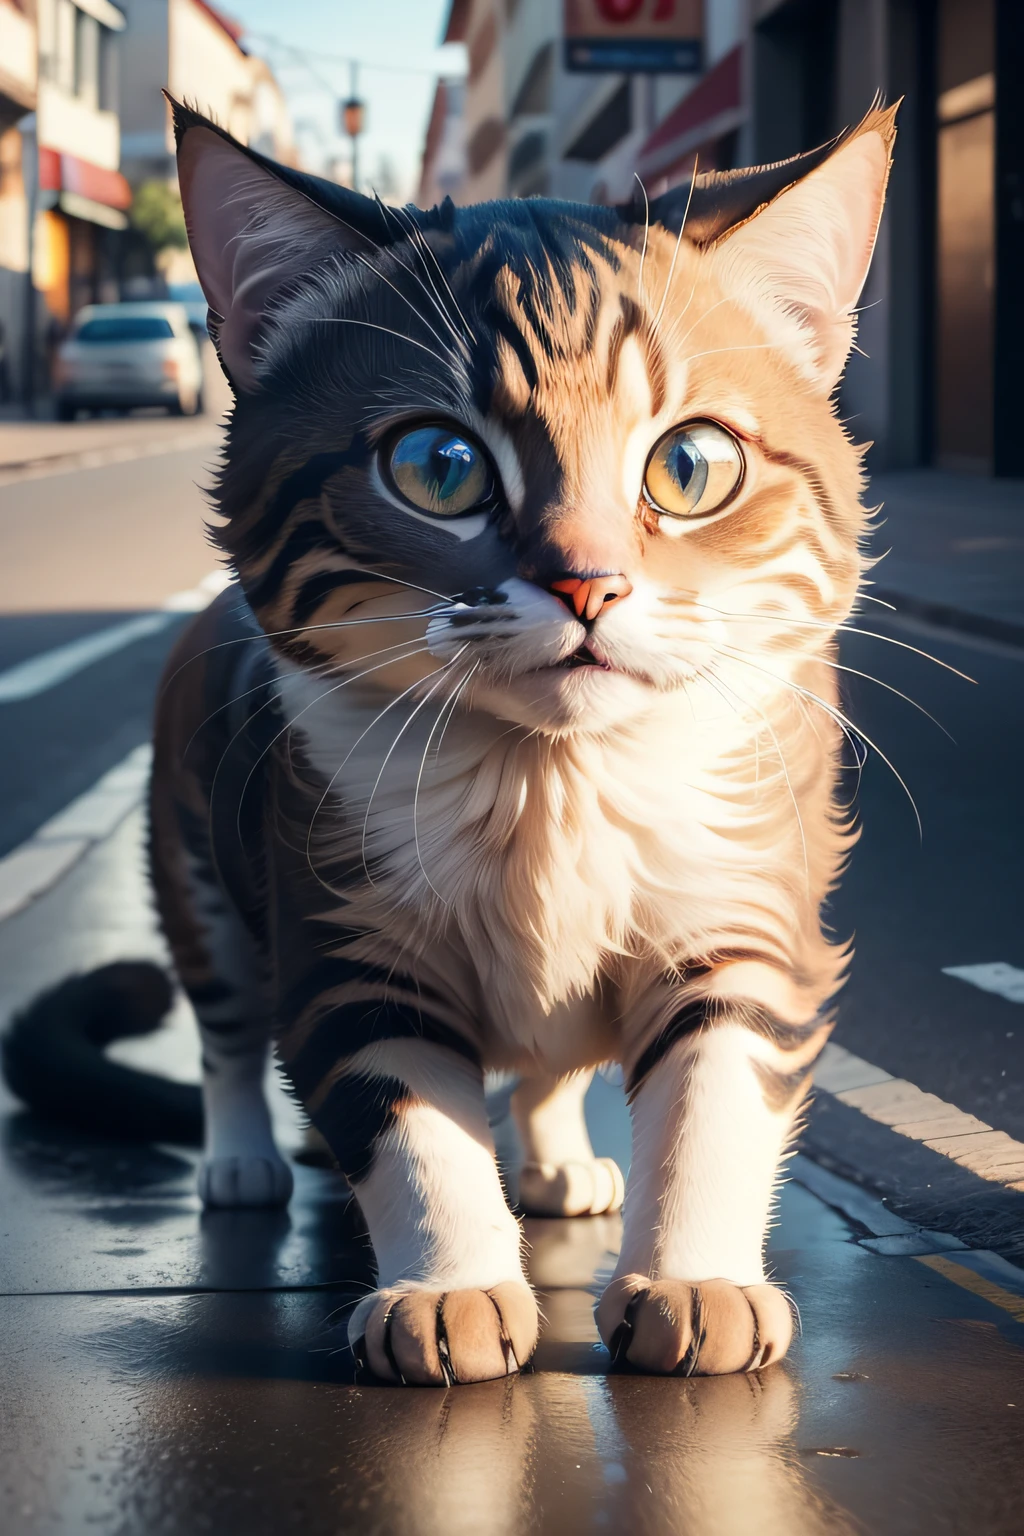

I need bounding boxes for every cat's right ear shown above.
[169,96,391,392]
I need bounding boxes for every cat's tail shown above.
[1,962,203,1145]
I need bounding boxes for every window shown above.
[75,11,100,107]
[76,317,175,342]
[563,81,632,163]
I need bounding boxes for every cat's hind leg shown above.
[193,952,294,1211]
[151,805,292,1209]
[512,1070,624,1217]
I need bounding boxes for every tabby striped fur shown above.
[144,99,896,1381]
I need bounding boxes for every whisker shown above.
[680,342,781,366]
[652,154,698,335]
[722,646,923,841]
[712,665,810,880]
[304,316,445,363]
[223,640,434,851]
[662,293,740,353]
[158,602,451,704]
[369,200,473,354]
[385,202,478,347]
[412,660,480,905]
[359,651,469,888]
[634,172,650,307]
[347,249,462,362]
[795,650,953,740]
[304,663,453,899]
[682,598,976,684]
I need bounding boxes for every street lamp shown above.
[340,61,365,192]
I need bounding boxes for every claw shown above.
[744,1301,764,1373]
[434,1295,456,1387]
[381,1305,407,1385]
[485,1288,519,1375]
[608,1288,646,1368]
[679,1286,706,1377]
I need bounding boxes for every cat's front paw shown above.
[197,1152,294,1208]
[518,1157,625,1216]
[350,1281,538,1386]
[595,1274,793,1375]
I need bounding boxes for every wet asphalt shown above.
[1,445,1024,1533]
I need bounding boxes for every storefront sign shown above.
[564,0,703,73]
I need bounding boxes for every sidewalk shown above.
[867,470,1024,642]
[0,343,231,479]
[0,413,221,473]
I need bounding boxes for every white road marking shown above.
[0,614,173,703]
[0,570,231,703]
[816,1042,1024,1191]
[0,744,151,921]
[0,569,232,918]
[943,962,1024,1004]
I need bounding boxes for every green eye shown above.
[644,421,744,520]
[387,425,492,517]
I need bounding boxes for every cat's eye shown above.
[643,421,744,520]
[387,425,492,517]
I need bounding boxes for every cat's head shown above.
[174,98,894,737]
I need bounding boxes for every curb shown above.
[0,746,152,923]
[791,1153,1024,1325]
[874,588,1024,651]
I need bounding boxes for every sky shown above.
[225,0,466,200]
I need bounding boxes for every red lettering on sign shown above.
[595,0,645,21]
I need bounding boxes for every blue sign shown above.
[564,37,702,72]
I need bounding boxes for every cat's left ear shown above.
[714,105,897,393]
[169,95,397,391]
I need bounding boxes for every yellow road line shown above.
[915,1253,1024,1323]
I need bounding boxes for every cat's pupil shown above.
[670,442,697,491]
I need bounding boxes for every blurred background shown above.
[3,11,1024,1530]
[0,0,1019,477]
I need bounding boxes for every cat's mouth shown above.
[556,644,612,672]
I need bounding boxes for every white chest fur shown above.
[274,662,808,1052]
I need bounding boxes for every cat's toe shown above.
[596,1275,793,1375]
[518,1156,625,1216]
[351,1281,538,1386]
[197,1152,294,1208]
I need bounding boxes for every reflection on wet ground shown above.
[3,1098,1024,1536]
[2,821,1023,1533]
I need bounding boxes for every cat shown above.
[5,96,895,1384]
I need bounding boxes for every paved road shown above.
[1,426,1023,1533]
[0,430,223,856]
[833,618,1023,1133]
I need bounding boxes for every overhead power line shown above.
[244,30,467,82]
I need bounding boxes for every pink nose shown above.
[548,574,633,622]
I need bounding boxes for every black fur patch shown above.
[311,1070,408,1183]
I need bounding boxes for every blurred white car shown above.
[55,302,204,420]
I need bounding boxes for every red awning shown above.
[636,45,744,183]
[39,147,132,211]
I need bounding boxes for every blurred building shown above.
[117,0,295,187]
[0,0,131,402]
[418,76,466,206]
[0,0,39,402]
[748,0,1023,478]
[441,0,505,201]
[35,0,131,322]
[427,0,1024,479]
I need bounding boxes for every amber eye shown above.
[387,424,492,517]
[643,421,744,520]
